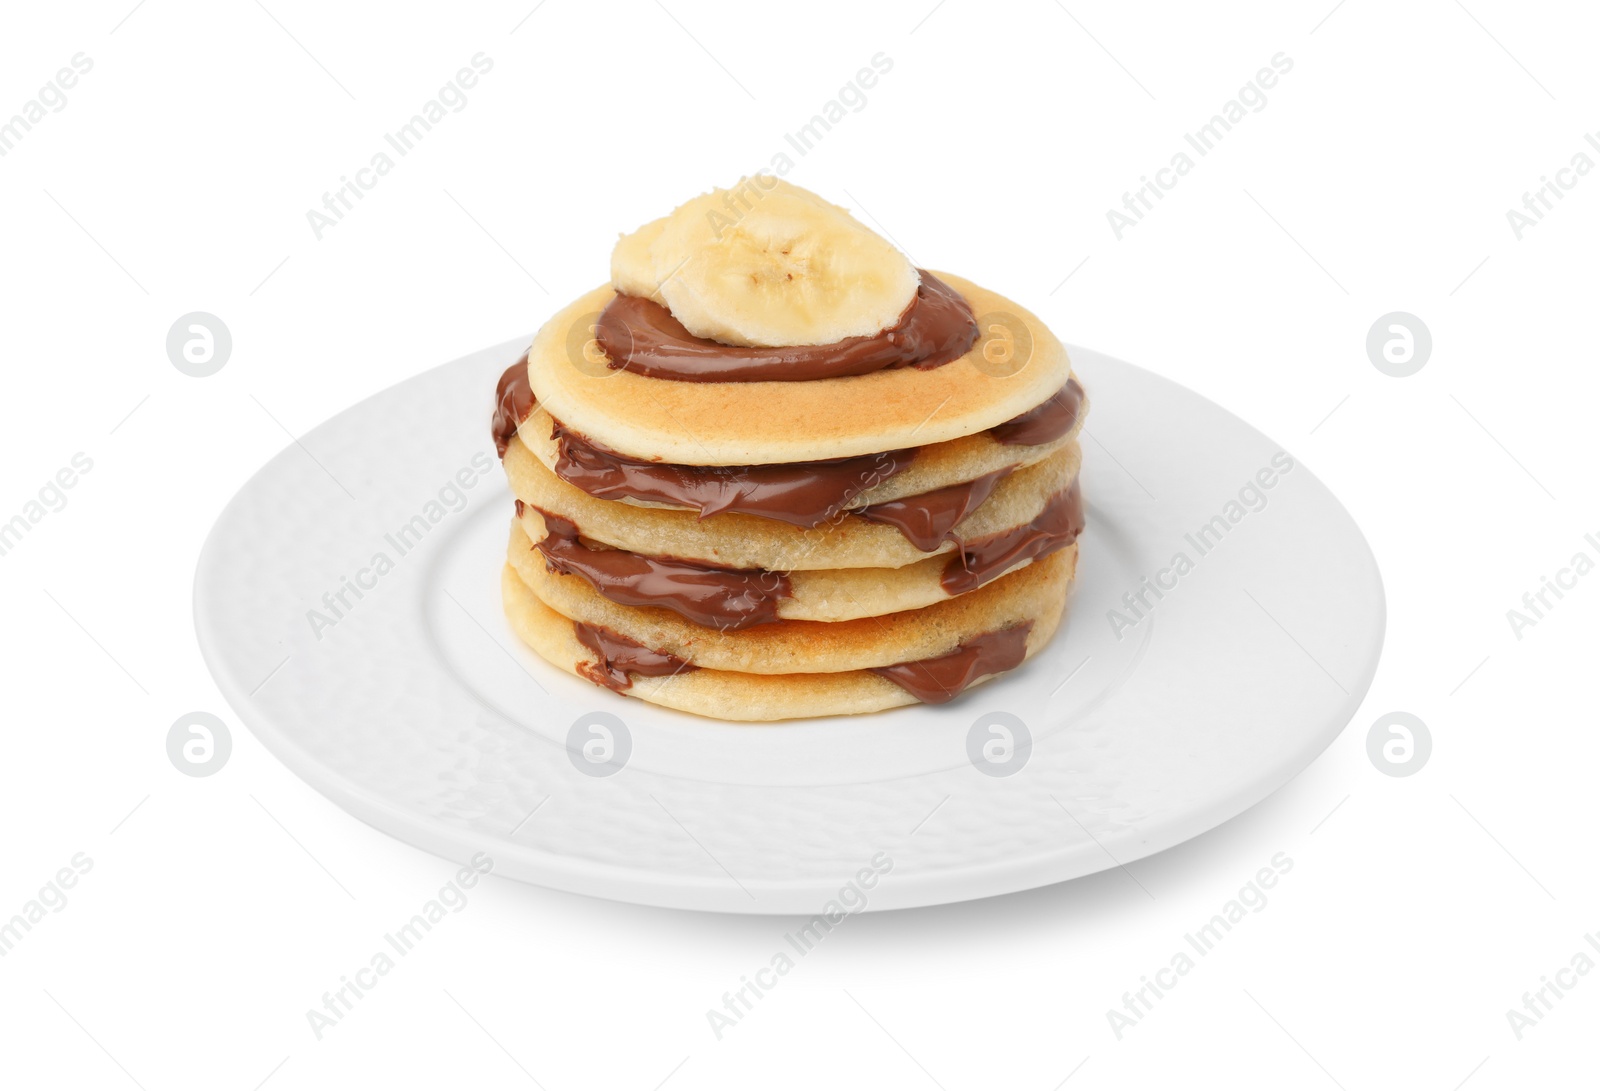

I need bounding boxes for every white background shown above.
[2,0,1596,1087]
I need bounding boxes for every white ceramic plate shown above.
[195,338,1384,914]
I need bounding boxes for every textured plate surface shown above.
[194,337,1384,914]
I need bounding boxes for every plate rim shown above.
[193,337,1386,914]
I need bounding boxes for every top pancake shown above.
[524,272,1072,466]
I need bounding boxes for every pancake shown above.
[523,272,1073,465]
[505,436,1081,572]
[514,381,1085,515]
[512,508,1079,625]
[505,524,1074,675]
[500,563,1069,721]
[492,182,1090,720]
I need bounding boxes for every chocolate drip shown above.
[552,422,913,529]
[871,622,1034,704]
[572,620,696,692]
[492,354,535,458]
[495,342,1087,561]
[855,465,1015,553]
[942,480,1085,596]
[991,377,1085,447]
[530,507,792,630]
[537,384,1085,538]
[595,271,979,382]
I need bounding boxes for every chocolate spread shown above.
[870,622,1034,703]
[492,353,535,458]
[990,377,1085,447]
[854,465,1015,553]
[594,271,979,382]
[942,480,1085,595]
[531,507,791,630]
[490,355,1086,555]
[552,422,913,529]
[573,620,696,692]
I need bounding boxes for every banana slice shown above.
[610,214,667,299]
[610,179,919,348]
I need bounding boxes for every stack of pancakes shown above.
[492,190,1086,721]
